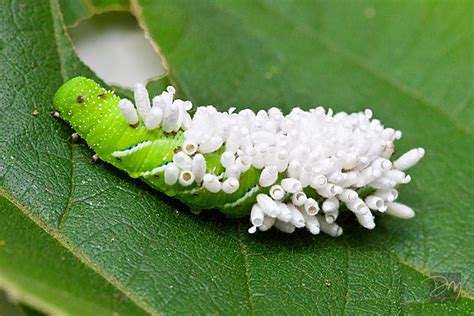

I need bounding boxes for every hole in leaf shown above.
[68,11,165,89]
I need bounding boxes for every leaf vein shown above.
[237,223,256,315]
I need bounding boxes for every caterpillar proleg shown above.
[53,77,425,236]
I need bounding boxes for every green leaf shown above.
[58,0,130,27]
[0,196,145,316]
[1,0,472,314]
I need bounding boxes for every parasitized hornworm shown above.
[53,77,424,236]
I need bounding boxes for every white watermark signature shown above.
[424,272,462,302]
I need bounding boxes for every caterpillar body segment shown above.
[53,77,425,235]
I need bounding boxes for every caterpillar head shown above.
[53,76,120,136]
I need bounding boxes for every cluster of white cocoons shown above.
[119,85,425,237]
[118,83,193,132]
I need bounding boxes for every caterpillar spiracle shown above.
[53,77,425,236]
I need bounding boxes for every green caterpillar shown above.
[54,77,261,217]
[53,77,424,235]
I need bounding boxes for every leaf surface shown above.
[1,0,472,314]
[0,197,146,316]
